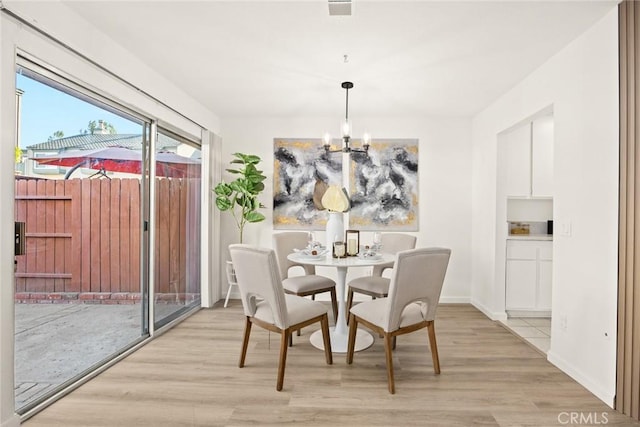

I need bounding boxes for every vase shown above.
[326,211,344,249]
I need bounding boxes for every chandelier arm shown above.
[324,148,344,154]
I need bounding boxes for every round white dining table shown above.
[287,252,395,353]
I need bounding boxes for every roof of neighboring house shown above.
[27,133,180,151]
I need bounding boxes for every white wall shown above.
[219,117,473,303]
[470,8,618,406]
[0,3,220,425]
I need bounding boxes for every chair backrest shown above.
[229,244,289,329]
[373,233,418,276]
[272,232,316,278]
[380,233,417,253]
[383,248,451,332]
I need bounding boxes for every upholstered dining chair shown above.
[229,244,333,391]
[346,247,451,394]
[346,233,417,317]
[272,232,338,322]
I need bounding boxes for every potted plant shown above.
[215,152,267,307]
[214,152,267,243]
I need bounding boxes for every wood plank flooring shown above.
[23,303,639,426]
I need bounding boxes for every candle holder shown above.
[333,241,347,258]
[345,229,360,256]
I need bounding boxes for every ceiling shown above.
[61,1,618,119]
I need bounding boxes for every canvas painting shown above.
[273,138,343,229]
[349,139,419,230]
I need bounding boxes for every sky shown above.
[17,73,142,148]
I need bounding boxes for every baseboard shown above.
[227,288,240,301]
[1,414,20,427]
[439,296,470,304]
[471,298,507,321]
[547,350,615,408]
[506,310,551,318]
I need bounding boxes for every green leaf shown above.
[252,182,265,193]
[213,183,232,196]
[215,197,232,211]
[246,173,265,184]
[250,198,259,210]
[244,155,261,164]
[234,153,261,165]
[236,195,250,207]
[244,211,265,223]
[229,181,244,193]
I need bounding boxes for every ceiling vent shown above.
[328,0,351,16]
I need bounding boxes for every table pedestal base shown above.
[309,327,374,353]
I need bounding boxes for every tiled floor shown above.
[499,317,551,354]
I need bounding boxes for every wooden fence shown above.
[14,177,200,303]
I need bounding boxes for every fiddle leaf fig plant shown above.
[214,153,266,243]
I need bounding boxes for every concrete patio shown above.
[14,303,141,410]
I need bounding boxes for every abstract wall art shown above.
[349,139,419,231]
[273,138,342,229]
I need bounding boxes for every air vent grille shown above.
[329,0,351,16]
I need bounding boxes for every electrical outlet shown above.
[560,315,568,332]
[560,222,572,237]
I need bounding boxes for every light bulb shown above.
[363,132,371,147]
[323,132,331,148]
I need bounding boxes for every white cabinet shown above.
[503,123,532,197]
[505,240,552,314]
[499,115,554,198]
[531,115,554,197]
[537,260,553,310]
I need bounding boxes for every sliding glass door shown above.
[13,57,203,414]
[13,66,150,413]
[152,128,201,328]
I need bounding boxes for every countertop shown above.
[507,234,553,241]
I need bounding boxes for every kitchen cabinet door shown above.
[505,240,553,314]
[537,260,553,311]
[502,123,532,197]
[532,115,554,197]
[505,259,537,310]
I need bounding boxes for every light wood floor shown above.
[24,303,638,426]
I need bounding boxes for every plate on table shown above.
[357,252,382,261]
[293,248,328,260]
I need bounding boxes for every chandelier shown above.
[323,81,370,155]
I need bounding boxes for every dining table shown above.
[287,251,395,353]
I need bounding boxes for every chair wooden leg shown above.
[239,317,252,368]
[320,314,333,365]
[346,289,354,325]
[346,313,358,364]
[330,288,339,323]
[277,329,291,391]
[427,321,441,374]
[392,335,397,350]
[384,333,395,394]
